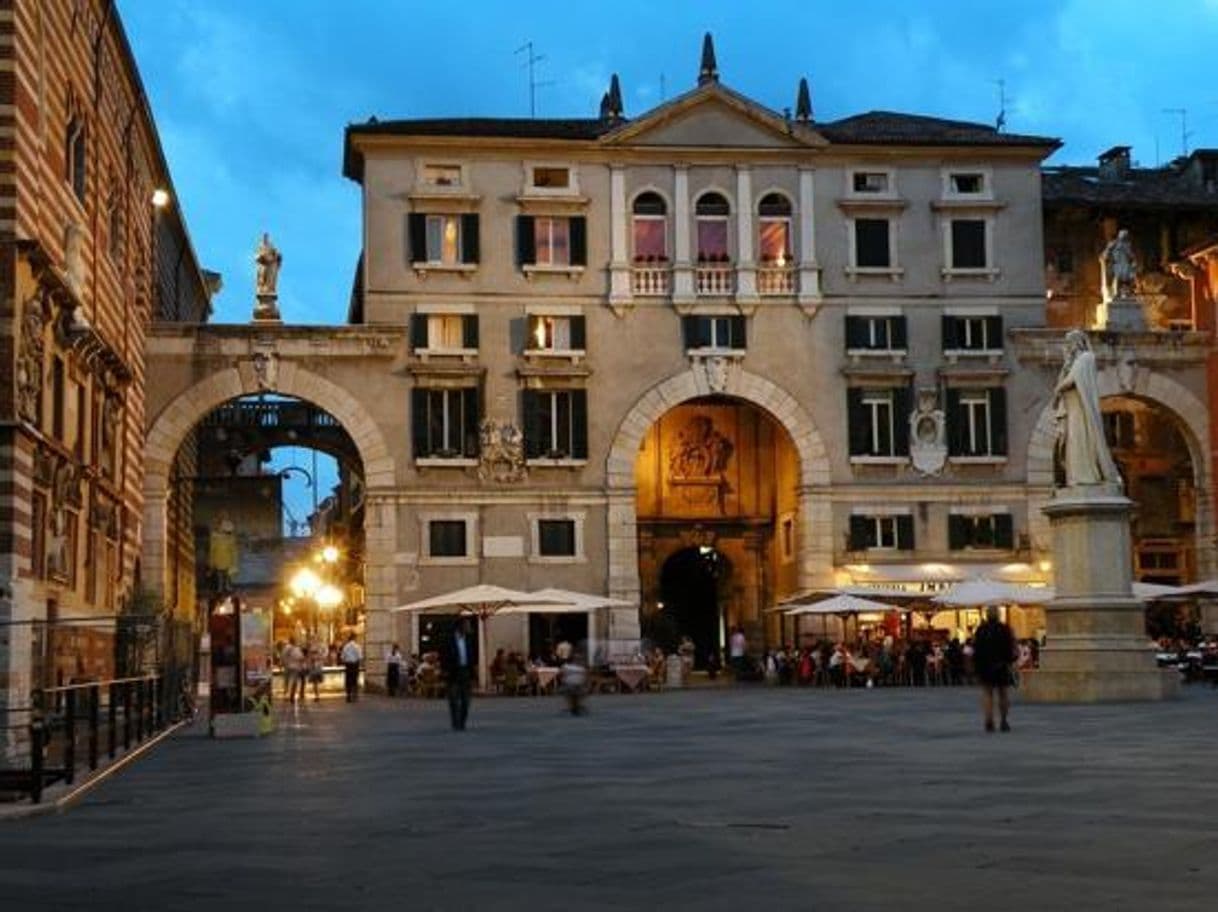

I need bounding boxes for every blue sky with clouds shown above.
[120,0,1218,325]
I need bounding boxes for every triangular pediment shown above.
[602,83,826,149]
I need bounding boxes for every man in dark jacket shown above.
[973,606,1017,732]
[439,617,474,730]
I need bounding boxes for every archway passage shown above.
[635,395,801,658]
[1101,397,1197,587]
[658,546,730,667]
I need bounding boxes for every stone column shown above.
[1023,485,1177,702]
[608,164,633,311]
[361,491,398,691]
[606,492,641,657]
[672,165,694,305]
[797,166,822,308]
[735,165,758,305]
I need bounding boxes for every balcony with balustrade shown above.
[631,260,670,296]
[695,261,735,296]
[757,264,795,295]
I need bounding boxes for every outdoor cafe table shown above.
[530,666,560,694]
[613,664,650,693]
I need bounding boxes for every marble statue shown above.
[1053,330,1121,488]
[254,233,282,297]
[1100,229,1137,303]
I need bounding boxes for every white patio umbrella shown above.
[389,584,565,690]
[783,592,906,642]
[502,588,636,663]
[932,579,1053,608]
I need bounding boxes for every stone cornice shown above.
[1010,327,1210,369]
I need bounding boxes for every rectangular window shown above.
[534,217,571,266]
[950,219,988,269]
[528,315,586,352]
[947,387,1007,457]
[682,315,746,351]
[532,166,570,189]
[538,519,576,557]
[758,218,790,265]
[412,387,479,459]
[428,520,467,558]
[633,216,667,260]
[949,513,1014,550]
[847,387,910,457]
[849,514,914,551]
[852,171,889,193]
[863,391,894,456]
[949,172,985,194]
[845,315,907,352]
[943,315,1003,352]
[854,219,891,268]
[425,214,462,265]
[423,164,462,187]
[427,314,465,350]
[523,389,588,460]
[696,218,729,261]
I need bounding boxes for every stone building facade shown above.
[336,39,1087,664]
[0,0,211,756]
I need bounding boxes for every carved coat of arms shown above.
[477,418,527,484]
[909,388,947,476]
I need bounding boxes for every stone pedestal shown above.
[1022,485,1177,702]
[253,294,281,323]
[1104,293,1146,331]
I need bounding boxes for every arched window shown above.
[757,193,792,266]
[632,192,667,262]
[695,192,730,262]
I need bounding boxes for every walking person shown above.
[283,638,305,704]
[973,606,1018,732]
[340,633,362,703]
[386,642,404,697]
[440,618,474,730]
[305,640,324,703]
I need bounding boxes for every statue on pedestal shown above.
[1053,330,1122,489]
[1100,229,1137,303]
[253,233,282,322]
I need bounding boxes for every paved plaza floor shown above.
[0,685,1215,911]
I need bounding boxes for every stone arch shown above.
[141,361,398,656]
[1025,368,1214,577]
[604,368,832,618]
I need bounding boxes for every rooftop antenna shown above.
[515,41,553,118]
[992,78,1008,132]
[1162,107,1191,157]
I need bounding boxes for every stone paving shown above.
[0,686,1215,911]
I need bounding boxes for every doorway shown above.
[659,546,729,668]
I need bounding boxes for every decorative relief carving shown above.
[908,387,947,476]
[667,415,734,512]
[16,291,49,424]
[251,344,279,391]
[477,418,527,484]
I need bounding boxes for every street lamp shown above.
[289,567,322,600]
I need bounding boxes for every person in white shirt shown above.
[340,634,362,702]
[282,639,305,704]
[728,626,747,679]
[385,643,404,697]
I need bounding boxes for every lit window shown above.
[534,217,571,266]
[528,314,585,352]
[632,192,667,261]
[757,193,792,266]
[427,314,465,350]
[423,164,462,187]
[695,192,730,262]
[532,166,570,189]
[425,214,461,265]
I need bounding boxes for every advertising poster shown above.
[241,608,272,693]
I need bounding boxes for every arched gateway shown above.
[142,359,398,664]
[604,368,832,649]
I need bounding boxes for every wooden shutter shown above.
[896,515,915,551]
[461,387,480,457]
[516,215,536,266]
[410,388,430,458]
[994,513,1015,550]
[410,314,429,351]
[462,315,479,350]
[729,315,747,350]
[989,387,1008,455]
[849,516,871,551]
[570,389,588,459]
[845,315,866,350]
[985,315,1004,351]
[945,389,965,456]
[893,386,912,455]
[408,213,427,263]
[846,388,869,456]
[569,216,587,266]
[942,315,962,351]
[891,315,908,350]
[460,214,479,264]
[948,514,968,551]
[569,315,587,351]
[521,390,544,459]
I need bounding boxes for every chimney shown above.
[698,33,718,86]
[1097,145,1132,181]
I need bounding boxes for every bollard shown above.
[135,679,145,742]
[63,689,76,785]
[88,685,100,770]
[107,682,118,759]
[29,718,45,804]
